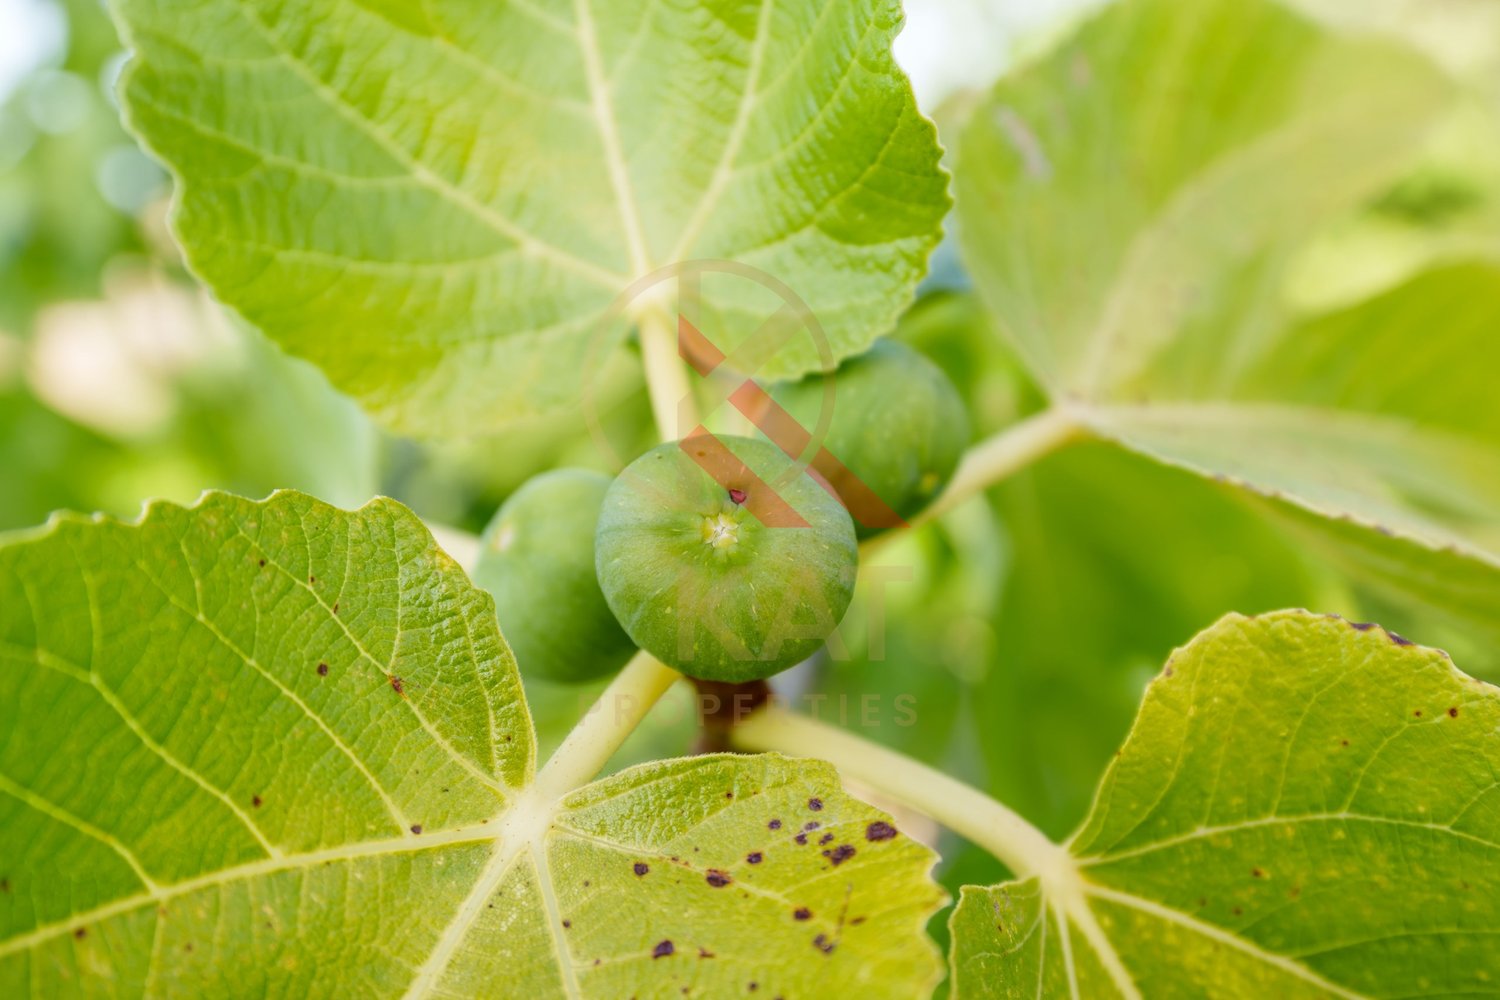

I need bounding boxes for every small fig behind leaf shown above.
[595,436,858,682]
[475,469,635,684]
[769,339,970,537]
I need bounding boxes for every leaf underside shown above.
[0,492,945,997]
[111,0,950,436]
[955,0,1500,662]
[951,610,1500,998]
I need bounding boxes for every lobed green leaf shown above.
[0,492,945,997]
[950,610,1500,997]
[111,0,950,436]
[954,0,1500,666]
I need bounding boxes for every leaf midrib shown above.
[0,825,495,960]
[16,641,279,859]
[1076,810,1500,867]
[1079,884,1368,999]
[0,805,645,972]
[1083,400,1500,570]
[1021,864,1376,1000]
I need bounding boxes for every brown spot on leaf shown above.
[1414,710,1423,717]
[803,821,820,832]
[1449,707,1460,718]
[768,819,781,830]
[73,928,86,939]
[1389,631,1413,646]
[1351,621,1376,631]
[865,821,897,842]
[634,862,650,876]
[808,798,823,811]
[1251,867,1265,878]
[562,920,571,929]
[411,825,423,835]
[706,870,732,888]
[812,933,835,955]
[818,833,833,845]
[823,844,856,866]
[317,662,329,676]
[746,852,763,865]
[258,559,266,568]
[653,940,674,958]
[390,675,405,696]
[794,834,807,845]
[698,947,715,958]
[793,907,812,921]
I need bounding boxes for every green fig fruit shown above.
[595,436,858,682]
[475,469,636,684]
[768,339,970,537]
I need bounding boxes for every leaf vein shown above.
[1078,811,1500,867]
[126,549,411,832]
[1084,884,1368,999]
[222,0,627,290]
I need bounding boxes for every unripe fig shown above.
[595,436,858,682]
[769,339,970,537]
[475,469,635,683]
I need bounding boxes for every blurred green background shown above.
[4,0,1499,964]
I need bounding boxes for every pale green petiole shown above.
[531,649,682,797]
[729,702,1070,882]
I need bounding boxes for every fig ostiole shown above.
[474,468,636,684]
[594,436,858,682]
[768,338,971,537]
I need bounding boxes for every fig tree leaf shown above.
[950,609,1500,997]
[955,0,1448,402]
[109,0,949,436]
[1086,263,1500,663]
[1285,0,1500,88]
[954,0,1500,662]
[976,443,1332,839]
[0,492,945,996]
